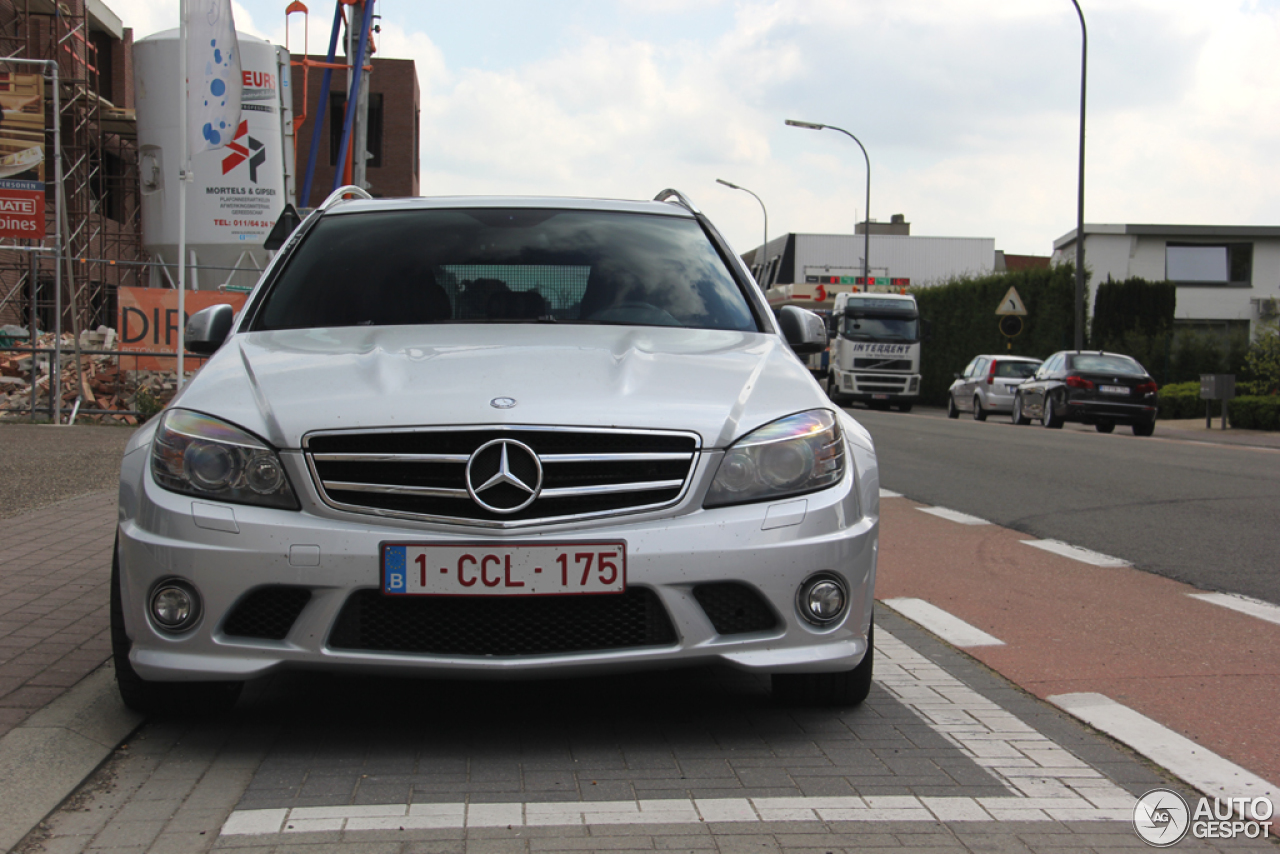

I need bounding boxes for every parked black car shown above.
[1011,351,1158,436]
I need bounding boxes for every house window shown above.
[1165,243,1252,286]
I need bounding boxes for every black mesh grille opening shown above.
[328,588,677,655]
[693,583,779,635]
[223,586,312,640]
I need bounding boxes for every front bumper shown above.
[836,370,920,402]
[116,435,878,683]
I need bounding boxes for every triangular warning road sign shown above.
[996,286,1027,316]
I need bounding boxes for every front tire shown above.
[1043,394,1065,429]
[897,403,913,413]
[1096,422,1115,434]
[772,620,874,707]
[111,539,243,715]
[1132,420,1156,437]
[972,395,987,421]
[947,395,959,419]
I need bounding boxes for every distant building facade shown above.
[751,231,996,291]
[1052,224,1280,337]
[289,54,420,205]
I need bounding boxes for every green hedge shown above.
[1092,276,1175,346]
[1157,382,1203,420]
[1158,381,1276,427]
[913,265,1080,407]
[1228,396,1280,431]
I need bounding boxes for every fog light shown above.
[798,575,847,626]
[149,582,200,632]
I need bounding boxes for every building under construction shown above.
[0,0,141,333]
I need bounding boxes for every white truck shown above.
[825,291,922,412]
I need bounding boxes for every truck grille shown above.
[327,588,677,656]
[852,358,913,371]
[305,427,699,528]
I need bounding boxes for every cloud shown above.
[107,0,1280,258]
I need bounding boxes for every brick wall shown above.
[291,55,419,204]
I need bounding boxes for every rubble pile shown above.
[0,326,179,424]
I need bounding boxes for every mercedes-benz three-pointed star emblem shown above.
[465,439,543,514]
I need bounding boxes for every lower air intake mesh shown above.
[693,583,779,635]
[223,586,312,640]
[328,588,677,656]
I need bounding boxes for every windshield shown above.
[996,361,1039,379]
[839,313,919,342]
[251,209,758,332]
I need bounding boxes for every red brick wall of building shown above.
[290,54,419,204]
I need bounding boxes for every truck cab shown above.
[826,291,922,412]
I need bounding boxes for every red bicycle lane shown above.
[875,495,1280,791]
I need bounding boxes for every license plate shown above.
[1099,385,1129,395]
[382,542,626,596]
[872,394,889,400]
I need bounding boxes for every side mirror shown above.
[777,305,828,355]
[953,372,962,379]
[185,304,235,355]
[920,318,931,343]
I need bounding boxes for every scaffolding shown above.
[0,0,142,336]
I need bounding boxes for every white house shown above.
[1052,224,1280,337]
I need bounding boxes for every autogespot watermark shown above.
[1133,788,1274,847]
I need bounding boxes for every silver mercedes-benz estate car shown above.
[113,188,880,713]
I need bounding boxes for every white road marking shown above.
[917,506,991,525]
[220,628,1139,837]
[1187,592,1280,627]
[879,488,903,499]
[1048,693,1277,802]
[880,598,1005,647]
[1021,539,1129,567]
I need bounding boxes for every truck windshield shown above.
[840,313,919,342]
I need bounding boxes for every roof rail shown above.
[654,188,701,215]
[319,185,374,211]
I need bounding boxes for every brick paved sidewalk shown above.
[0,490,118,739]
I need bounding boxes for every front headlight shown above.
[150,409,299,510]
[704,409,846,507]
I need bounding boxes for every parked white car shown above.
[112,189,881,713]
[948,355,1042,420]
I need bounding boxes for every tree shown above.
[1245,317,1280,394]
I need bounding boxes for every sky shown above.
[110,0,1280,259]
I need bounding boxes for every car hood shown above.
[170,324,841,451]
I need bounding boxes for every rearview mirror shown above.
[777,305,828,355]
[185,304,235,355]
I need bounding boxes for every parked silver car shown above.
[112,189,881,713]
[947,355,1042,420]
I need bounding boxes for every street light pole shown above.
[1071,0,1088,351]
[716,179,768,283]
[786,119,871,287]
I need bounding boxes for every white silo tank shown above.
[134,30,295,292]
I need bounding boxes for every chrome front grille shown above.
[304,427,700,527]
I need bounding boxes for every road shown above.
[5,423,1279,853]
[847,406,1280,605]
